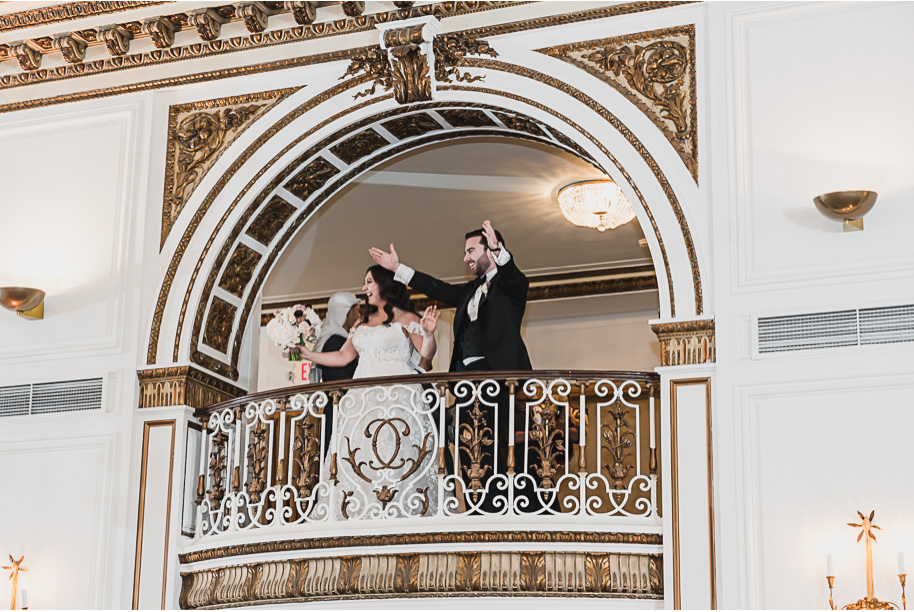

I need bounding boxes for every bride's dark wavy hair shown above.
[362,264,415,325]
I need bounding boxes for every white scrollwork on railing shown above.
[193,374,659,540]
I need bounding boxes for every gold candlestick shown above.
[828,575,836,610]
[2,555,26,610]
[900,574,907,610]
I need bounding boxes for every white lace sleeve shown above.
[404,321,423,336]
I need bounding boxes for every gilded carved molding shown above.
[161,87,298,249]
[650,319,715,366]
[0,2,513,90]
[137,366,246,410]
[179,530,663,564]
[0,1,165,33]
[343,32,498,104]
[180,550,662,608]
[538,26,698,183]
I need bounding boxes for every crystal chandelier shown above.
[557,179,636,232]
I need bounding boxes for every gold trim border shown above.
[669,378,715,610]
[180,530,663,564]
[0,1,165,33]
[133,420,177,610]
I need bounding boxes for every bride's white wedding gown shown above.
[315,321,439,520]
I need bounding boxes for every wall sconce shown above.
[814,190,878,232]
[0,287,45,320]
[825,510,906,610]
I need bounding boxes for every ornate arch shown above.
[146,26,709,387]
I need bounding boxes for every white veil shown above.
[315,292,360,351]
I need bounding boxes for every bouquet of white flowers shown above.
[265,304,322,362]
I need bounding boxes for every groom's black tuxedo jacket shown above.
[408,256,532,373]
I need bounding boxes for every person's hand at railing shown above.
[298,336,358,368]
[418,305,440,364]
[368,243,399,272]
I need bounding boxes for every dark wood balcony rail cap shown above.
[195,369,660,417]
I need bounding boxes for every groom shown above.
[370,220,532,512]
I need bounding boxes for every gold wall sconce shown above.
[0,287,45,320]
[825,510,906,610]
[814,190,878,232]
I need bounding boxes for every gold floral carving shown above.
[650,319,715,366]
[434,34,498,84]
[527,400,565,489]
[245,195,298,246]
[381,112,443,140]
[208,430,228,504]
[180,530,663,564]
[136,365,246,409]
[292,416,321,497]
[436,108,496,127]
[343,32,496,104]
[141,16,180,49]
[188,8,226,42]
[538,26,698,182]
[218,244,263,298]
[202,297,237,354]
[602,398,635,488]
[161,87,298,249]
[0,1,165,33]
[329,129,390,165]
[284,158,339,200]
[180,550,662,607]
[459,399,493,502]
[246,422,270,502]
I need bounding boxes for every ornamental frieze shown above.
[650,318,715,366]
[537,26,698,183]
[161,87,298,250]
[180,549,662,608]
[137,365,246,410]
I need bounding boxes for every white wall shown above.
[707,2,914,608]
[0,96,153,609]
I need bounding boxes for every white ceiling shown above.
[263,137,653,302]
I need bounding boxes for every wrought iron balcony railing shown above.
[190,370,660,540]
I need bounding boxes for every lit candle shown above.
[899,552,906,575]
[827,553,834,577]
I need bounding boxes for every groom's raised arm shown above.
[369,244,463,306]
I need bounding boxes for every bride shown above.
[300,264,441,519]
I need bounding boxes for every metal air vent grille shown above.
[0,378,103,418]
[758,304,914,354]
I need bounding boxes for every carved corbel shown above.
[51,34,87,64]
[98,25,133,56]
[188,8,226,42]
[341,1,365,17]
[141,16,180,49]
[238,2,271,34]
[9,41,41,70]
[284,1,316,25]
[378,18,438,105]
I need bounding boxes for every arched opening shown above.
[256,135,661,390]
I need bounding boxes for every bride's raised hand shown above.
[420,305,440,335]
[368,243,399,271]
